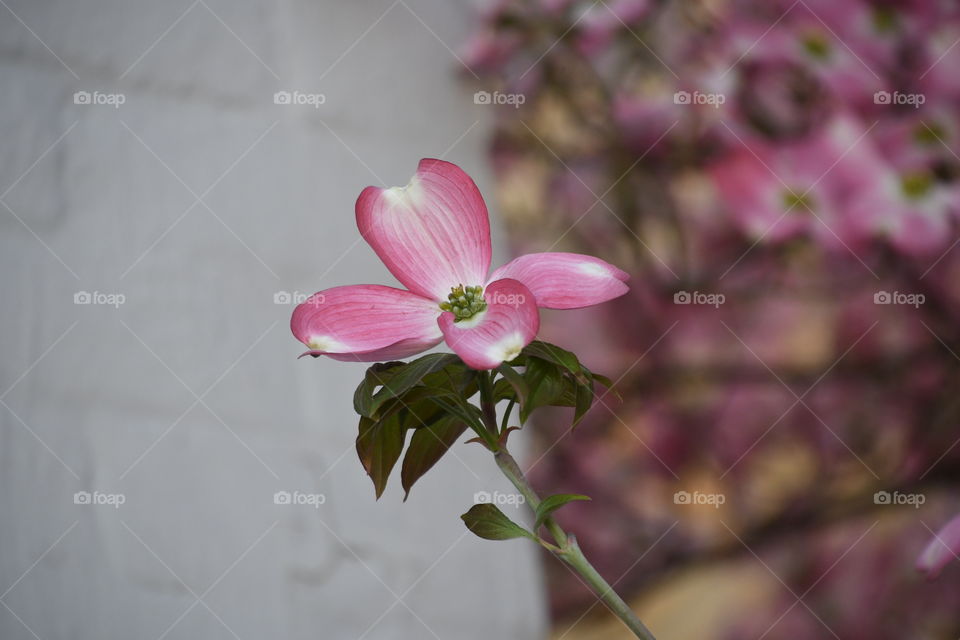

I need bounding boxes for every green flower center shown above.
[900,171,934,200]
[914,122,945,146]
[439,285,487,322]
[871,6,897,33]
[802,32,831,60]
[782,188,814,212]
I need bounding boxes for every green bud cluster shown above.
[439,284,487,322]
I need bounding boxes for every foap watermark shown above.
[274,290,325,306]
[485,290,526,309]
[874,90,925,108]
[474,490,525,507]
[74,290,125,308]
[273,490,326,508]
[674,490,725,508]
[73,90,126,108]
[474,90,526,109]
[673,90,725,108]
[874,290,924,308]
[674,290,725,308]
[74,491,126,508]
[874,490,925,509]
[274,90,326,108]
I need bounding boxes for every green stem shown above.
[561,535,658,640]
[494,449,566,546]
[493,449,656,640]
[478,385,657,640]
[478,371,499,437]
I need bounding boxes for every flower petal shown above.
[291,285,442,361]
[916,513,960,580]
[438,279,539,370]
[488,252,629,309]
[356,158,492,301]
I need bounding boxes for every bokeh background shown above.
[3,0,960,639]
[463,0,960,638]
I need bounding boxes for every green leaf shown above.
[400,415,468,500]
[422,364,479,399]
[513,340,613,427]
[461,504,535,541]
[356,414,406,499]
[353,361,406,418]
[493,377,518,402]
[519,358,568,423]
[522,341,584,379]
[426,391,486,432]
[497,364,529,406]
[592,372,618,396]
[366,353,463,418]
[374,386,449,428]
[534,494,591,530]
[374,365,480,430]
[572,368,595,427]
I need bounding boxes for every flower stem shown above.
[476,375,657,640]
[493,448,657,640]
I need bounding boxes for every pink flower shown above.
[291,159,629,370]
[916,513,960,579]
[710,115,882,249]
[612,91,688,157]
[575,0,651,56]
[852,117,960,254]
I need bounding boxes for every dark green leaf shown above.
[353,361,406,418]
[592,372,618,396]
[511,341,615,427]
[422,364,479,399]
[519,358,567,423]
[400,415,468,500]
[372,362,479,430]
[522,341,584,378]
[493,377,517,402]
[461,503,535,541]
[356,414,406,499]
[366,353,463,418]
[534,494,591,530]
[426,392,486,432]
[374,386,449,427]
[497,364,529,406]
[573,368,595,427]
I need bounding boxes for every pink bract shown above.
[291,158,629,370]
[710,115,889,250]
[916,513,960,580]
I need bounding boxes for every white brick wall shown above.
[0,1,546,638]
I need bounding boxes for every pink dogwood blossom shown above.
[710,115,882,249]
[917,513,960,579]
[291,159,629,369]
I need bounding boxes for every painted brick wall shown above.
[0,1,546,638]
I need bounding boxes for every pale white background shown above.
[0,1,546,638]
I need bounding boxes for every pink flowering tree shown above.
[455,0,960,636]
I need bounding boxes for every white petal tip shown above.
[384,176,424,207]
[307,336,348,352]
[487,332,526,364]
